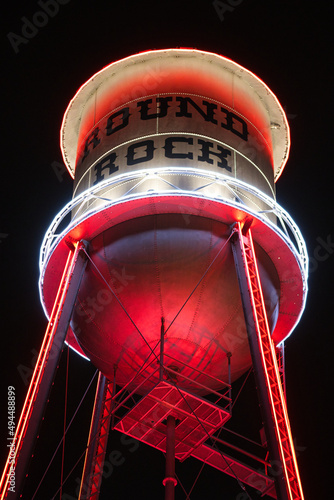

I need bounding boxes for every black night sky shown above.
[1,1,333,499]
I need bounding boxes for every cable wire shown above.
[165,232,233,335]
[82,233,251,498]
[31,368,98,499]
[185,461,206,499]
[231,367,252,410]
[170,378,253,499]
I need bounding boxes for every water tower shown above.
[0,49,307,499]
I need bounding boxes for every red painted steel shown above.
[69,214,280,392]
[190,443,277,498]
[114,378,231,460]
[163,415,177,500]
[233,222,304,500]
[88,366,278,498]
[4,49,306,498]
[79,373,113,500]
[0,242,85,499]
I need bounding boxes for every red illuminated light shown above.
[236,222,304,499]
[0,243,83,500]
[60,48,290,181]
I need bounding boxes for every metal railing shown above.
[39,168,308,286]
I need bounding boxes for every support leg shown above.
[163,415,177,500]
[0,242,87,499]
[79,372,113,500]
[231,222,304,500]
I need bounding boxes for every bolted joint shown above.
[229,223,239,242]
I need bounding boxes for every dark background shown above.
[1,0,333,498]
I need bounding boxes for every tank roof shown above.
[61,49,290,181]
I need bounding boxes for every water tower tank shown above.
[39,49,307,395]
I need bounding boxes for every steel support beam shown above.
[78,372,113,500]
[0,241,87,499]
[231,222,304,500]
[191,442,277,498]
[160,317,165,381]
[163,415,177,500]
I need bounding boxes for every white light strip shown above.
[40,169,307,271]
[39,169,308,340]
